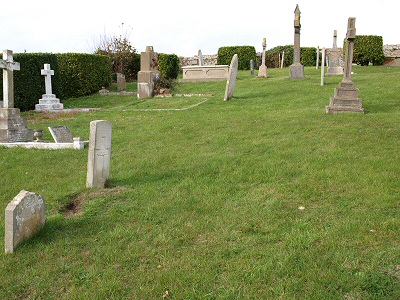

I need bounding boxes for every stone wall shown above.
[180,54,218,67]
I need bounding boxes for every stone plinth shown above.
[326,48,344,75]
[290,63,304,79]
[0,108,34,142]
[180,65,229,82]
[35,94,64,112]
[326,81,365,113]
[137,46,159,99]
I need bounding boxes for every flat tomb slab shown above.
[180,65,229,82]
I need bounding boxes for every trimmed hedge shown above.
[158,53,180,79]
[217,46,257,70]
[0,53,112,111]
[346,35,385,66]
[265,45,317,68]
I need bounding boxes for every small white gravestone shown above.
[5,190,46,254]
[86,120,112,188]
[224,54,239,101]
[35,63,63,112]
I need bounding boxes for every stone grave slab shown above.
[48,125,74,143]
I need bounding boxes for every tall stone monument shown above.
[137,46,159,99]
[257,38,268,78]
[290,4,304,79]
[326,18,365,114]
[326,30,344,75]
[0,50,34,142]
[35,63,64,112]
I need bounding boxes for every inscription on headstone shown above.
[48,125,74,143]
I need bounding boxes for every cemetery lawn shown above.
[1,66,399,299]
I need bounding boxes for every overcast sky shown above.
[1,1,398,57]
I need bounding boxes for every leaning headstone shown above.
[5,190,46,254]
[326,30,344,75]
[290,4,305,79]
[257,38,268,78]
[224,54,239,101]
[48,125,74,143]
[0,49,34,142]
[326,18,365,114]
[117,73,126,91]
[137,46,159,99]
[86,120,112,188]
[35,64,63,112]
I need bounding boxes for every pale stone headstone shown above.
[48,125,74,143]
[5,190,46,254]
[198,49,204,66]
[250,59,255,76]
[117,73,126,91]
[223,54,239,101]
[0,50,34,142]
[35,64,63,112]
[257,38,268,78]
[86,120,112,188]
[290,4,305,79]
[326,30,344,75]
[137,46,159,99]
[326,17,365,114]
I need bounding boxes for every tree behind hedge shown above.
[217,46,257,70]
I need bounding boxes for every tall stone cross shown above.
[41,64,54,95]
[343,17,356,83]
[0,50,20,108]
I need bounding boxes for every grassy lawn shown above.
[1,66,399,299]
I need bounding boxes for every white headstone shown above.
[224,54,239,101]
[5,190,46,254]
[35,63,63,112]
[86,120,112,188]
[0,50,20,108]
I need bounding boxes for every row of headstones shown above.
[5,120,112,253]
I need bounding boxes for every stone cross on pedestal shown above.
[41,64,54,95]
[257,38,268,78]
[0,50,20,108]
[290,4,304,79]
[326,17,364,114]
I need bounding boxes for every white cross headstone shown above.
[41,64,54,95]
[0,50,20,108]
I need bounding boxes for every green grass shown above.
[1,66,399,299]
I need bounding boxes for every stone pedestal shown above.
[326,49,344,75]
[35,94,64,112]
[290,63,304,79]
[137,46,159,99]
[0,108,34,142]
[258,65,268,78]
[326,81,365,113]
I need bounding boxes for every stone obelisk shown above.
[290,4,304,79]
[326,18,365,114]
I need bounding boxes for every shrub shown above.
[265,45,317,68]
[346,35,385,66]
[158,53,180,80]
[217,46,257,70]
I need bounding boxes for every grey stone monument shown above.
[86,120,112,188]
[250,59,255,76]
[198,49,204,66]
[117,73,126,91]
[257,38,268,78]
[0,50,34,142]
[35,64,64,112]
[326,18,365,114]
[5,190,46,253]
[137,46,159,99]
[290,4,305,79]
[326,30,344,75]
[224,54,239,101]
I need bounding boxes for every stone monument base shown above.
[257,65,268,78]
[326,81,365,114]
[290,63,304,79]
[35,94,63,112]
[326,66,344,76]
[0,108,34,142]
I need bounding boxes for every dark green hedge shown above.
[265,45,317,68]
[0,52,112,111]
[158,53,180,79]
[344,35,385,66]
[217,46,257,70]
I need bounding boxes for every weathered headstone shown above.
[326,18,365,114]
[117,73,126,91]
[250,59,255,76]
[48,125,74,143]
[0,50,34,142]
[86,120,112,188]
[223,54,239,101]
[5,190,46,254]
[198,49,204,66]
[326,30,344,75]
[137,46,159,99]
[290,4,305,79]
[35,64,63,112]
[257,38,268,78]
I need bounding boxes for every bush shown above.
[347,35,385,66]
[158,53,180,80]
[217,46,257,70]
[265,45,317,68]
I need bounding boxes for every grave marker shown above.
[257,38,268,78]
[326,30,344,75]
[117,73,126,91]
[35,64,63,112]
[86,120,112,188]
[198,49,204,66]
[5,190,46,254]
[137,46,159,99]
[48,125,74,143]
[290,4,305,79]
[224,54,238,101]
